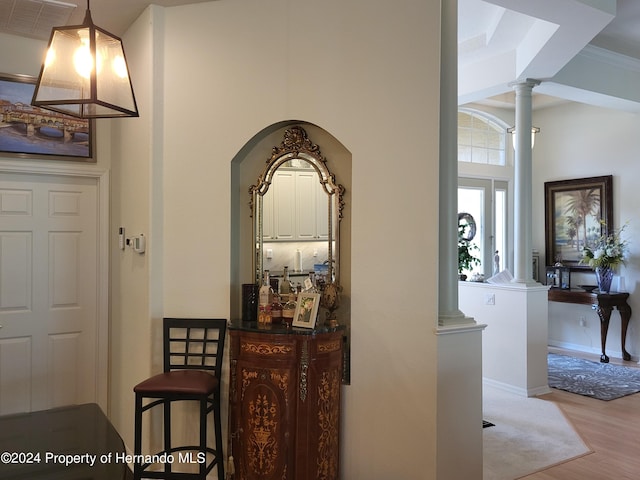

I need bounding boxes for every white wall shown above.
[533,102,640,359]
[159,1,446,478]
[0,2,482,477]
[0,32,46,77]
[460,282,550,396]
[109,5,164,449]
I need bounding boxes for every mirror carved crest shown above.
[250,126,344,219]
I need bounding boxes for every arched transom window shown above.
[458,110,506,166]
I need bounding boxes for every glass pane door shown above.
[458,178,509,279]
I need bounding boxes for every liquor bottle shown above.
[281,266,292,295]
[258,304,272,324]
[271,293,283,324]
[282,293,297,327]
[259,270,271,309]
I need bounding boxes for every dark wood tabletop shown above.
[0,403,130,480]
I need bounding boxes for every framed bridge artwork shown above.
[0,73,94,162]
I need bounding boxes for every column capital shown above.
[509,78,542,91]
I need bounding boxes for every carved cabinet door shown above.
[229,329,343,480]
[295,334,342,480]
[230,333,298,479]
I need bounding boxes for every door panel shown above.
[0,232,31,310]
[0,173,99,414]
[0,337,31,413]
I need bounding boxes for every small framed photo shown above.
[292,293,321,329]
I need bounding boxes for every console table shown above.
[548,289,632,363]
[228,320,344,480]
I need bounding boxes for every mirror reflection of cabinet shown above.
[263,169,329,241]
[266,170,295,240]
[250,126,344,288]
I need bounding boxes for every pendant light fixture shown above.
[507,126,540,150]
[31,0,139,118]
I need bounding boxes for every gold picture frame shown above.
[292,292,321,329]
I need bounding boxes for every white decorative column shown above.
[436,1,485,479]
[438,0,472,327]
[511,79,541,285]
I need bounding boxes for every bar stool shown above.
[133,318,227,479]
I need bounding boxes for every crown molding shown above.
[579,44,640,73]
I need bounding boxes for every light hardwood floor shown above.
[522,349,640,480]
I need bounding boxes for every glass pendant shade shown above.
[507,126,540,150]
[32,6,138,118]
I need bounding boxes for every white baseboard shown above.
[482,377,550,398]
[548,340,639,363]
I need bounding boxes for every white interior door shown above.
[0,172,100,415]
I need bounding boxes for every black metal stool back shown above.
[164,318,227,375]
[133,318,227,480]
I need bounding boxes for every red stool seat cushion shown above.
[134,370,218,396]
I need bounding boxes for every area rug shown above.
[483,384,591,480]
[548,353,640,401]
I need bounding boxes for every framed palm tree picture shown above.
[544,175,613,269]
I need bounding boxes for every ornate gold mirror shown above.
[250,126,345,323]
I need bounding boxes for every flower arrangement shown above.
[581,222,628,269]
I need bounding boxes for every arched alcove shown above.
[230,121,352,377]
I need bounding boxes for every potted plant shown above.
[458,223,480,280]
[580,222,628,293]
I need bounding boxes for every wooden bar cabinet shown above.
[228,320,344,480]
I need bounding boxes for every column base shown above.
[438,309,477,327]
